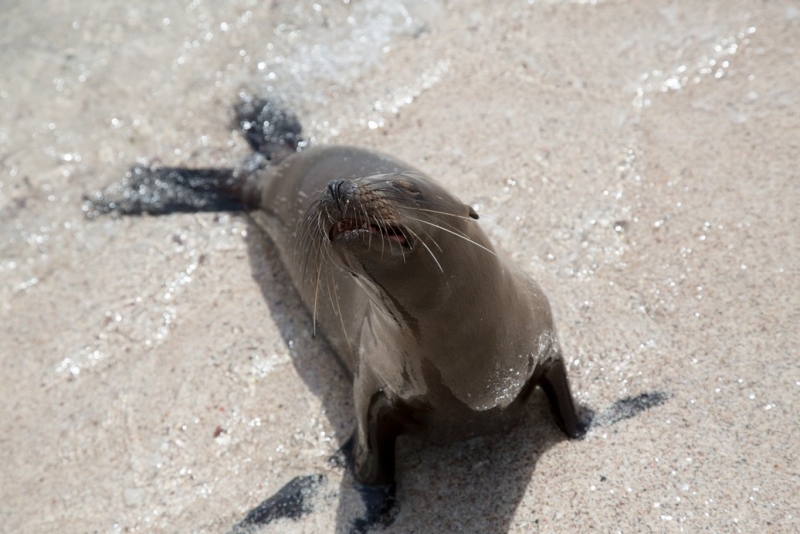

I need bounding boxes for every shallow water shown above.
[1,1,798,532]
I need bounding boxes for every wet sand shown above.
[1,1,798,532]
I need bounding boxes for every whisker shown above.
[391,216,407,263]
[376,212,397,258]
[397,210,444,253]
[297,212,320,281]
[398,207,474,240]
[412,218,497,257]
[311,250,324,338]
[362,205,372,251]
[403,226,443,273]
[400,206,474,221]
[328,266,351,347]
[371,192,474,220]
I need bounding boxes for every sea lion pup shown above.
[86,98,590,530]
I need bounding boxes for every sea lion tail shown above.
[83,165,249,218]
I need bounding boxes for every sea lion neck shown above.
[354,231,505,333]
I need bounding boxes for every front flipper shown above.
[353,391,399,485]
[351,481,397,533]
[329,435,398,533]
[539,358,593,438]
[348,384,403,531]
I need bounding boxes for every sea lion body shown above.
[89,100,587,527]
[241,144,584,484]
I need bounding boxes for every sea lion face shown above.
[295,171,490,322]
[325,175,418,259]
[301,172,478,275]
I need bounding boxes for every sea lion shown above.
[87,98,590,529]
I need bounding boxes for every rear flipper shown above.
[234,96,306,162]
[84,98,307,219]
[83,165,246,218]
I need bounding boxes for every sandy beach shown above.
[1,1,798,532]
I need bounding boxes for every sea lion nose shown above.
[328,180,346,209]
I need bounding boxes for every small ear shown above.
[468,206,479,220]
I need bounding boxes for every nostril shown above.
[328,180,346,209]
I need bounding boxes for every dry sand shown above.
[1,0,798,532]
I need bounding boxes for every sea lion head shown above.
[297,172,488,307]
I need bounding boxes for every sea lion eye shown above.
[390,180,421,197]
[392,180,416,191]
